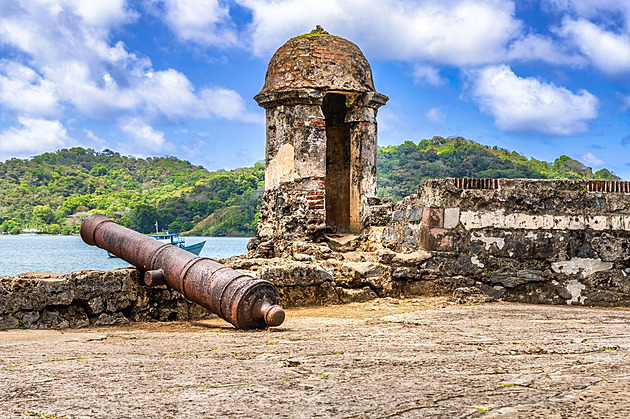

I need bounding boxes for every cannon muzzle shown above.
[80,214,285,329]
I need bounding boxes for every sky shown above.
[0,0,629,178]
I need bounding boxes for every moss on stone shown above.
[293,32,333,39]
[293,25,334,39]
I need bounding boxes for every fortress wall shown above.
[0,269,212,330]
[6,178,630,331]
[382,179,630,306]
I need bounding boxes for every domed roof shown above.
[259,27,375,94]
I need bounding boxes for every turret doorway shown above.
[323,93,351,233]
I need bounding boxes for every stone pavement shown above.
[1,298,629,418]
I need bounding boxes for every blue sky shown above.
[0,0,629,178]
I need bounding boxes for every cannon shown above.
[80,214,285,329]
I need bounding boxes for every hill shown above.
[378,136,619,201]
[0,138,619,236]
[0,147,263,236]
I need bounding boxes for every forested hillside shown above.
[0,137,619,236]
[378,136,619,201]
[0,148,263,236]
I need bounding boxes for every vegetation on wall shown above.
[0,137,619,235]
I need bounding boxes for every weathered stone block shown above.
[391,251,432,266]
[278,285,339,307]
[406,207,422,223]
[261,263,334,287]
[337,286,378,304]
[443,208,460,229]
[41,309,70,329]
[339,261,390,288]
[419,227,452,252]
[422,208,444,229]
[0,315,19,329]
[22,311,40,328]
[490,269,543,289]
[584,290,620,304]
[94,312,129,326]
[391,210,405,223]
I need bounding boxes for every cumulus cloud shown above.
[138,69,205,119]
[238,0,522,66]
[83,129,109,151]
[0,61,59,118]
[558,18,630,74]
[119,118,171,155]
[507,34,585,66]
[0,118,74,160]
[149,0,238,47]
[374,107,400,133]
[66,0,136,29]
[0,1,257,127]
[426,107,446,123]
[544,0,630,30]
[469,65,598,135]
[581,152,605,168]
[200,88,264,123]
[238,0,630,75]
[413,65,447,86]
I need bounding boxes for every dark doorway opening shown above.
[323,93,350,233]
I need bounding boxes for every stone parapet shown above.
[380,178,630,306]
[0,269,211,330]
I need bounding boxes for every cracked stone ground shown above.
[1,299,629,418]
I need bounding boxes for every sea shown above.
[0,235,250,277]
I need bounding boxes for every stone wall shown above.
[383,179,630,306]
[250,177,327,257]
[0,269,211,329]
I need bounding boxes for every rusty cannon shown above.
[80,214,285,329]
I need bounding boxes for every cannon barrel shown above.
[80,214,285,329]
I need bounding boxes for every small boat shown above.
[150,232,206,255]
[108,222,205,258]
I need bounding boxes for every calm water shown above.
[0,235,250,276]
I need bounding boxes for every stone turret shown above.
[252,27,388,256]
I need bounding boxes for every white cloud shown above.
[426,107,446,123]
[67,0,135,29]
[152,0,238,47]
[0,0,259,134]
[544,0,630,30]
[413,65,447,86]
[581,152,605,168]
[0,118,74,159]
[83,129,109,150]
[558,18,630,74]
[470,65,598,135]
[507,34,585,66]
[239,0,522,66]
[138,69,205,119]
[119,118,171,155]
[200,88,264,123]
[0,61,59,118]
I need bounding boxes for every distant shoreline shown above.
[1,233,252,238]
